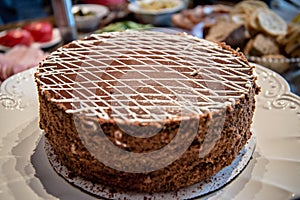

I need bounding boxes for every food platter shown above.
[0,28,61,51]
[176,1,300,75]
[128,0,186,15]
[0,64,300,200]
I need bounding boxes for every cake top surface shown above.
[36,31,255,123]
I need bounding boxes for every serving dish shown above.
[128,0,187,26]
[0,28,61,51]
[191,21,300,75]
[72,4,109,31]
[0,63,299,199]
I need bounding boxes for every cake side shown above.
[35,31,260,193]
[37,85,257,192]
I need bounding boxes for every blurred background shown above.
[0,0,299,94]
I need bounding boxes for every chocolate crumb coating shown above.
[35,31,260,193]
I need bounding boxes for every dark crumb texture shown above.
[35,31,260,193]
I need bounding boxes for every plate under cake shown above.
[35,31,260,193]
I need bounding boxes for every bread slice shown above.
[224,25,249,49]
[257,9,287,36]
[290,46,300,58]
[245,34,280,56]
[232,0,268,16]
[285,31,300,54]
[205,17,238,42]
[243,39,254,55]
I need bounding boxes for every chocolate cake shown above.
[35,31,260,193]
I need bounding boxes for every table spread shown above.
[0,1,299,199]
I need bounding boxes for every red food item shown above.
[0,29,34,47]
[23,21,53,42]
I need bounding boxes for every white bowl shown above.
[72,4,109,31]
[128,0,187,26]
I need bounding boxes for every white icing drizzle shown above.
[36,31,255,122]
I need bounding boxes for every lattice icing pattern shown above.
[36,31,255,122]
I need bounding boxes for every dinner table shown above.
[0,0,299,200]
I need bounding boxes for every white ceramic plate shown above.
[0,64,300,200]
[72,4,109,31]
[0,28,61,51]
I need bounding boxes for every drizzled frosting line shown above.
[36,31,255,122]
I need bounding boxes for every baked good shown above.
[231,0,268,16]
[257,9,287,36]
[204,1,299,65]
[244,34,280,57]
[35,31,260,193]
[205,17,249,49]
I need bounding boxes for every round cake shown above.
[35,31,260,193]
